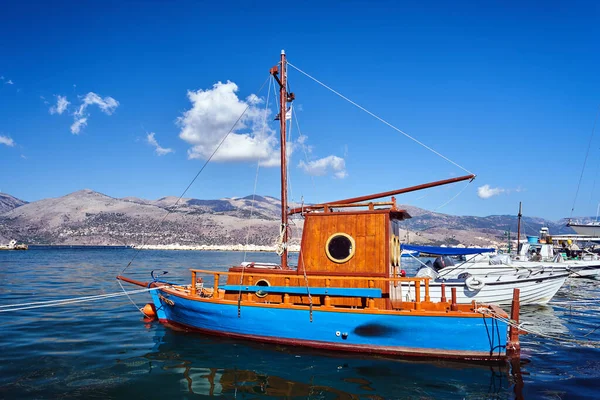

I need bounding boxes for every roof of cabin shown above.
[304,208,411,221]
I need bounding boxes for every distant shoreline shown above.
[130,244,301,252]
[26,244,301,252]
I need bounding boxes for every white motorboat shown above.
[431,242,600,280]
[398,245,570,305]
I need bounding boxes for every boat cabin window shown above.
[325,233,355,263]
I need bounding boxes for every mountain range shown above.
[0,190,580,248]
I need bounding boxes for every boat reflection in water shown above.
[118,327,523,399]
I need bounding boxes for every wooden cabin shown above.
[225,199,411,309]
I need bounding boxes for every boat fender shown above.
[141,303,157,320]
[465,276,485,291]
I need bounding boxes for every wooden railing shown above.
[189,268,439,309]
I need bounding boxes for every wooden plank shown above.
[221,285,382,298]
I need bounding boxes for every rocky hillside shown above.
[0,190,293,246]
[0,193,27,214]
[0,189,578,247]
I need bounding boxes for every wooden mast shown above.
[279,50,289,268]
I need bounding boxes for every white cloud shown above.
[178,81,281,166]
[75,92,119,116]
[298,155,347,179]
[71,117,87,134]
[477,184,505,199]
[5,80,13,85]
[0,135,15,147]
[49,95,70,115]
[146,132,174,156]
[65,92,119,134]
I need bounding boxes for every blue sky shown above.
[1,1,599,220]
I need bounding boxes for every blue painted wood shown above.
[220,285,382,298]
[151,292,508,358]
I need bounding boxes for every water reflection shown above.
[520,305,569,336]
[125,327,521,399]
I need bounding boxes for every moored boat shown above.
[0,239,28,250]
[118,50,521,362]
[400,244,570,305]
[567,221,600,236]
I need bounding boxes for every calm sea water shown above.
[0,249,599,399]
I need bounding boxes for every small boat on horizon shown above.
[0,239,28,251]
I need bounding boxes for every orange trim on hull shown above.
[157,286,490,319]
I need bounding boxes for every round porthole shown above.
[325,233,356,263]
[255,279,270,298]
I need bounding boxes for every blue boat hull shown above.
[150,289,508,361]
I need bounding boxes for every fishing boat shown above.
[118,50,521,361]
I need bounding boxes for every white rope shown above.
[287,61,474,176]
[432,179,473,211]
[275,223,287,256]
[0,286,161,313]
[118,279,150,317]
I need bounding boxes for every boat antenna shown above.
[271,50,295,268]
[517,201,522,255]
[570,104,600,220]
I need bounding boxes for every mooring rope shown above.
[0,287,161,313]
[477,306,600,348]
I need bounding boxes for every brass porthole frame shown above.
[255,279,270,298]
[325,233,356,264]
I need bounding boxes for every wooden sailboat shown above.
[118,50,521,361]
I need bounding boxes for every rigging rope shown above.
[120,75,272,275]
[292,106,317,193]
[243,76,273,263]
[300,249,313,323]
[287,61,474,176]
[570,104,600,220]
